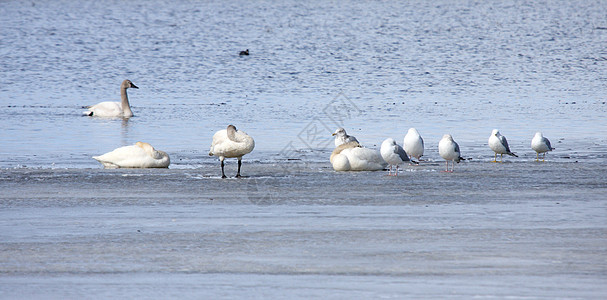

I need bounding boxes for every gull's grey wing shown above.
[396,145,410,162]
[499,135,511,152]
[453,141,461,155]
[544,137,553,150]
[346,135,359,144]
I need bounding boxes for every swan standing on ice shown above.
[93,142,170,168]
[209,125,255,178]
[488,129,518,162]
[438,134,465,172]
[85,79,138,118]
[330,141,387,171]
[332,128,359,147]
[380,138,410,176]
[403,128,424,161]
[531,132,555,161]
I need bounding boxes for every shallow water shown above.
[1,0,606,298]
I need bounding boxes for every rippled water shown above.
[1,0,606,168]
[1,0,606,298]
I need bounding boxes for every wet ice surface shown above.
[1,0,607,298]
[1,161,606,299]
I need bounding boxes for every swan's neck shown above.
[227,126,238,142]
[121,87,133,117]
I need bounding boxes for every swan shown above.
[531,132,555,161]
[403,128,424,160]
[380,138,411,176]
[93,142,170,168]
[438,134,465,172]
[488,129,518,162]
[330,141,387,171]
[85,79,138,118]
[209,124,255,178]
[332,127,359,147]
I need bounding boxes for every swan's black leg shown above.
[221,159,227,178]
[236,158,242,178]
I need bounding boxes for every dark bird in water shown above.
[239,49,249,56]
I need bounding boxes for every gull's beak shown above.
[331,133,336,136]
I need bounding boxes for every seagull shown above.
[488,129,518,162]
[209,125,255,178]
[403,128,424,161]
[380,138,411,176]
[239,49,249,55]
[438,134,465,172]
[531,132,555,161]
[332,128,359,147]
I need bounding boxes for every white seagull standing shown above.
[531,132,555,161]
[403,128,424,161]
[93,142,170,168]
[488,129,518,162]
[332,128,359,147]
[209,125,255,178]
[438,134,465,172]
[85,79,138,118]
[380,138,411,176]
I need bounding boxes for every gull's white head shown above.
[491,129,499,136]
[332,127,346,137]
[408,128,419,135]
[442,134,453,141]
[534,132,543,137]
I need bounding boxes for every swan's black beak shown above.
[131,83,139,89]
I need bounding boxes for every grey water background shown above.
[1,0,606,299]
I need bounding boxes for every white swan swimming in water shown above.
[531,132,555,161]
[85,79,138,118]
[93,142,170,168]
[380,138,411,176]
[330,141,386,171]
[403,128,424,160]
[209,125,255,178]
[488,129,518,162]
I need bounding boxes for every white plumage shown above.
[488,129,518,162]
[209,125,255,178]
[85,79,138,118]
[531,132,555,161]
[93,142,170,168]
[332,127,359,147]
[403,128,424,160]
[380,138,410,176]
[330,142,387,171]
[438,134,465,172]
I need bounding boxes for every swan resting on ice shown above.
[330,141,386,171]
[209,124,255,178]
[84,79,138,118]
[93,142,170,168]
